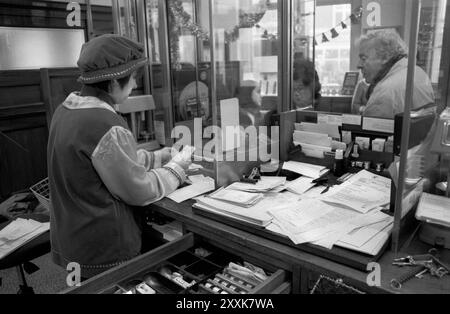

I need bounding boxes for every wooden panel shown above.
[40,67,81,126]
[0,70,41,86]
[251,269,286,294]
[0,120,48,198]
[0,86,42,108]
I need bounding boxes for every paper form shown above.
[338,216,393,248]
[167,177,215,203]
[269,200,357,244]
[285,177,316,195]
[320,170,391,213]
[336,222,393,256]
[265,211,393,256]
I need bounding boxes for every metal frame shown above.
[280,0,293,113]
[392,0,421,253]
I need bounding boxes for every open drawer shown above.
[62,233,291,294]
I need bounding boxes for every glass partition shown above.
[392,0,450,252]
[209,0,281,186]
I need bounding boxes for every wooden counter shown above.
[149,198,450,294]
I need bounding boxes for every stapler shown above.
[241,167,261,184]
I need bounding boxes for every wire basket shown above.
[30,177,50,211]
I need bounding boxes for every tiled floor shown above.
[0,253,68,294]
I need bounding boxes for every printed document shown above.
[285,176,316,195]
[320,170,391,213]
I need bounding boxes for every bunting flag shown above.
[331,28,339,39]
[307,5,363,46]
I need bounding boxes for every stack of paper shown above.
[320,170,391,213]
[282,161,329,179]
[267,199,393,256]
[415,192,450,228]
[194,192,300,227]
[295,122,340,139]
[167,175,215,203]
[0,218,50,259]
[227,176,286,193]
[208,187,263,207]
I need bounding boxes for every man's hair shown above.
[356,30,408,61]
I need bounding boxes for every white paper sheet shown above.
[282,161,329,179]
[362,117,394,133]
[0,219,50,259]
[342,114,362,126]
[285,176,316,195]
[416,192,450,227]
[320,170,391,213]
[293,130,331,147]
[167,177,215,203]
[294,122,341,139]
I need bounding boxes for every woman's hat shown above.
[77,34,148,84]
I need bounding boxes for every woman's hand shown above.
[154,147,173,166]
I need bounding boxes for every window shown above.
[0,27,85,70]
[315,3,351,95]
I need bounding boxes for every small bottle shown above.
[351,143,360,160]
[333,149,345,177]
[385,136,394,153]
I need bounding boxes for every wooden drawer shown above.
[62,233,290,294]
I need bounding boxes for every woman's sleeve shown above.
[91,126,186,206]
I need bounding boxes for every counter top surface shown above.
[151,198,450,294]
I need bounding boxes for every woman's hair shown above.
[356,30,408,61]
[85,67,144,92]
[293,58,321,100]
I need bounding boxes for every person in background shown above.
[292,56,322,110]
[236,80,263,127]
[351,78,369,114]
[47,34,192,279]
[356,30,434,118]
